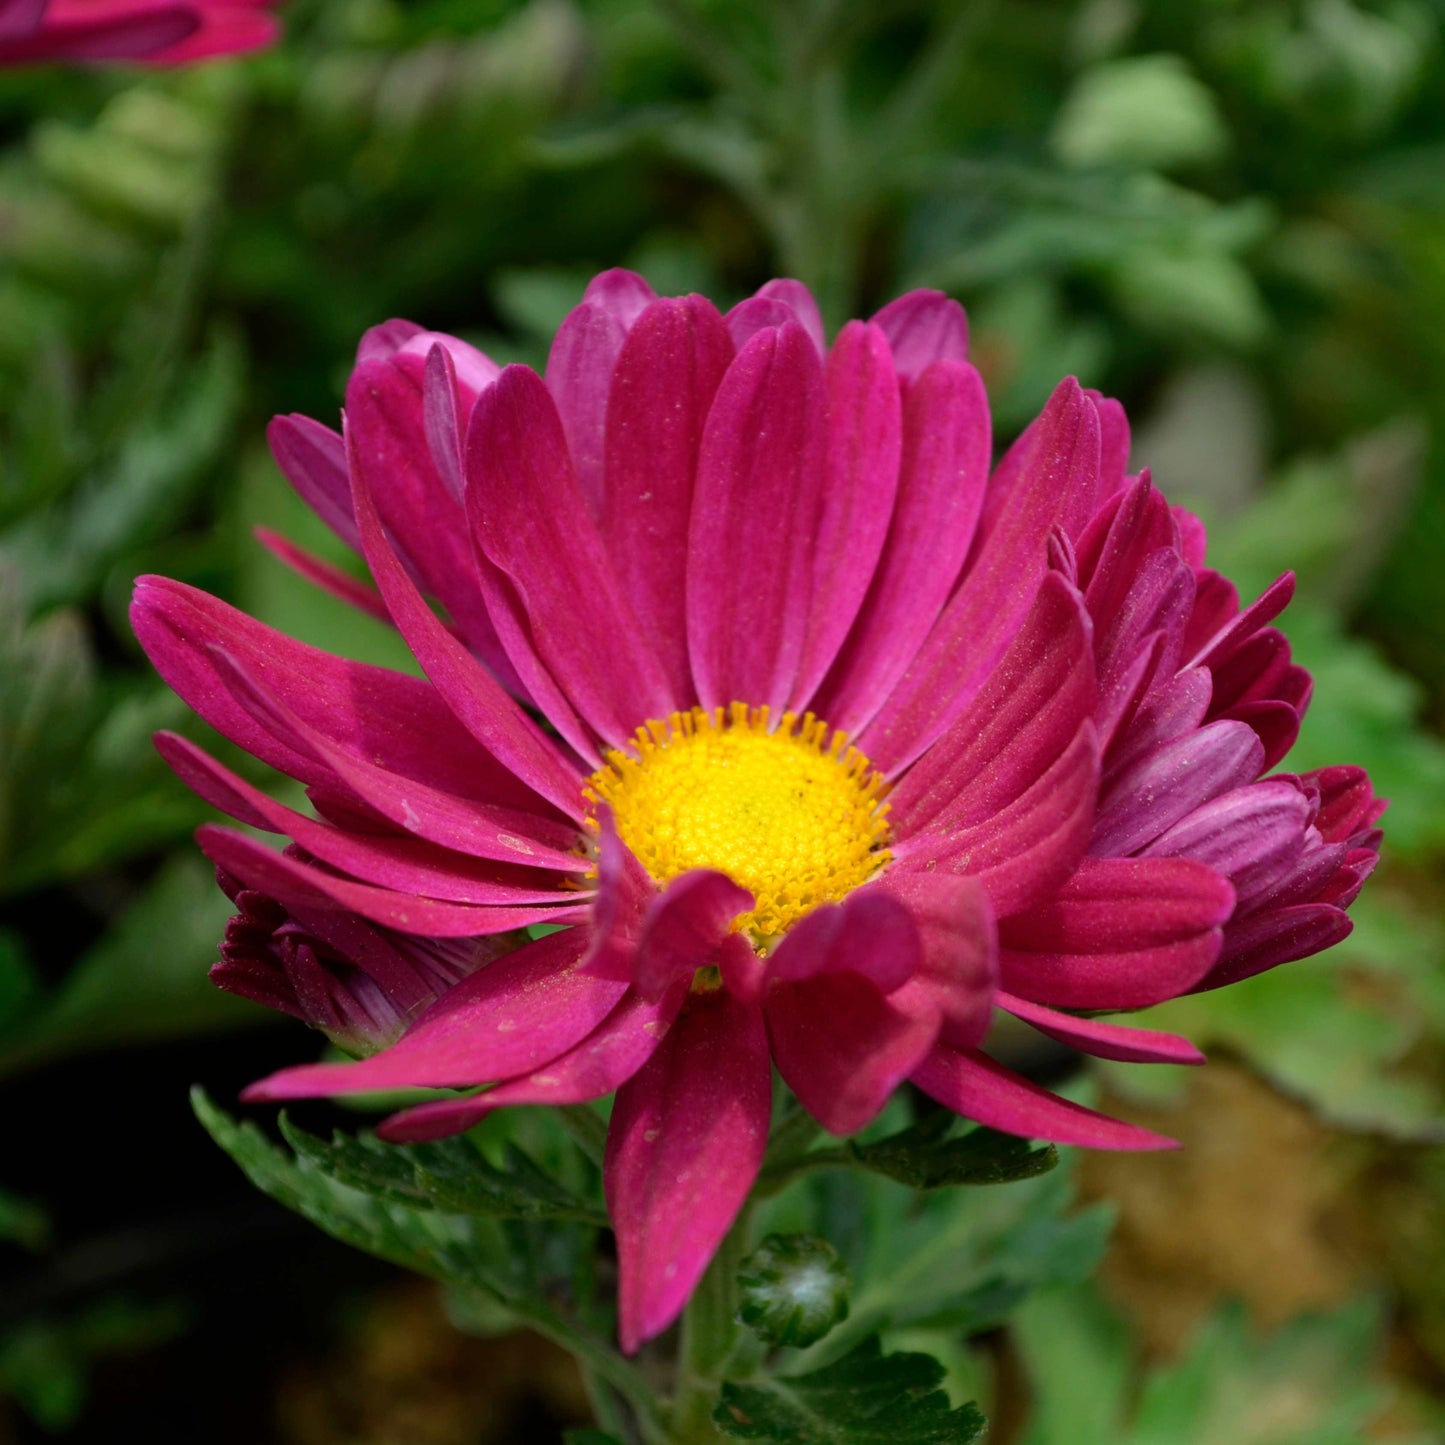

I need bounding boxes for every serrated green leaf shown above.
[847,1115,1058,1190]
[276,1114,608,1227]
[715,1336,985,1443]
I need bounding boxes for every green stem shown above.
[670,1205,753,1442]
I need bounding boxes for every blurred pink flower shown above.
[0,0,277,65]
[135,271,1382,1350]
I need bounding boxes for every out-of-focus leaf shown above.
[0,1186,49,1251]
[715,1336,985,1443]
[1015,1289,1428,1445]
[0,856,243,1073]
[1054,54,1230,171]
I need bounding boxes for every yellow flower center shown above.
[584,703,892,946]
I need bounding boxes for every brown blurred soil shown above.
[277,1283,591,1445]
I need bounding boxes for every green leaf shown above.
[737,1235,851,1349]
[563,1433,627,1445]
[276,1115,608,1227]
[0,1186,49,1251]
[193,1088,511,1296]
[714,1336,985,1443]
[1014,1289,1427,1445]
[847,1112,1058,1190]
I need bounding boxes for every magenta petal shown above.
[634,871,754,998]
[467,365,676,748]
[253,528,394,631]
[198,826,582,940]
[767,971,938,1136]
[1199,904,1353,991]
[998,991,1205,1065]
[890,571,1095,837]
[267,416,358,550]
[345,421,586,819]
[1187,571,1296,670]
[894,724,1098,924]
[869,290,969,380]
[130,576,548,816]
[764,889,922,995]
[998,856,1234,1010]
[606,988,771,1353]
[601,296,734,702]
[346,356,508,675]
[911,1044,1177,1150]
[157,733,579,900]
[581,811,654,984]
[869,873,995,1048]
[377,984,687,1142]
[545,271,656,515]
[862,378,1102,770]
[188,644,584,866]
[789,322,903,710]
[687,323,826,713]
[245,926,624,1099]
[756,279,826,353]
[1090,719,1265,857]
[816,359,991,732]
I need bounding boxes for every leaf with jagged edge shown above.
[846,1112,1058,1190]
[715,1336,985,1443]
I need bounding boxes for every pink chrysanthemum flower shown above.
[134,271,1382,1350]
[0,0,277,66]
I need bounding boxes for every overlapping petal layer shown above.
[137,271,1382,1349]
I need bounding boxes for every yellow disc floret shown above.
[584,703,892,945]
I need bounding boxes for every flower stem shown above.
[669,1205,752,1441]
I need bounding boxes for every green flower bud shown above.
[736,1234,851,1348]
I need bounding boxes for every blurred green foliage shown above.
[2,0,1444,1435]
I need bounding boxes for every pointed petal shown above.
[467,364,675,749]
[267,415,358,549]
[861,378,1101,770]
[997,991,1205,1065]
[912,1044,1177,1150]
[687,323,826,713]
[789,322,903,709]
[345,419,585,818]
[869,290,968,380]
[198,827,583,940]
[812,358,994,730]
[998,856,1235,1009]
[253,528,394,630]
[377,984,687,1142]
[601,296,734,701]
[1201,903,1352,989]
[130,576,548,814]
[245,925,626,1100]
[606,989,771,1352]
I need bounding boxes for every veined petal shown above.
[601,296,734,702]
[869,290,968,380]
[998,856,1234,1009]
[790,322,903,711]
[346,419,586,819]
[157,732,581,898]
[377,985,688,1142]
[198,826,584,940]
[606,988,771,1353]
[813,357,989,730]
[998,991,1205,1065]
[244,925,623,1099]
[861,377,1102,770]
[687,322,825,714]
[467,365,676,748]
[912,1044,1177,1150]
